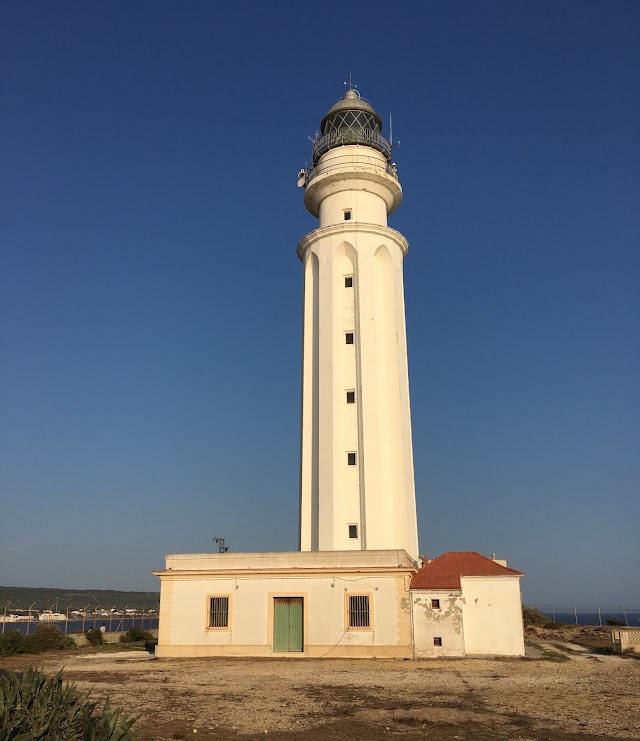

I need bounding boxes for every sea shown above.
[534,608,640,627]
[4,611,639,634]
[1,617,159,636]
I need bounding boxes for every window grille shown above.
[348,595,370,628]
[208,596,229,628]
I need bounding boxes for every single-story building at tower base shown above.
[154,549,525,658]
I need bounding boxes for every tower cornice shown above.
[303,146,402,218]
[296,222,409,261]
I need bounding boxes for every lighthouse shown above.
[154,87,526,660]
[298,88,419,561]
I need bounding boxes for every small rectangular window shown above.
[348,595,370,628]
[348,524,358,539]
[346,391,355,404]
[431,599,440,609]
[345,332,354,345]
[434,637,443,646]
[208,596,229,629]
[347,452,356,466]
[344,210,352,221]
[344,276,353,287]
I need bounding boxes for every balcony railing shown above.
[312,128,392,164]
[306,153,398,187]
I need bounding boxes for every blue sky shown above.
[1,1,638,607]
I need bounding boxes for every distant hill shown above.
[0,586,160,611]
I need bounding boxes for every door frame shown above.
[268,592,308,654]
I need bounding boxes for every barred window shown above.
[348,595,370,629]
[208,596,229,629]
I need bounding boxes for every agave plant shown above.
[0,668,137,740]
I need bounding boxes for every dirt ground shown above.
[1,631,638,741]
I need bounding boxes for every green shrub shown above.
[606,618,626,627]
[0,667,137,739]
[23,623,75,654]
[119,628,153,643]
[522,607,551,627]
[0,630,26,657]
[86,628,104,646]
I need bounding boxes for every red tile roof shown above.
[410,551,524,590]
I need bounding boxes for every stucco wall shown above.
[411,590,465,657]
[298,140,419,562]
[460,576,525,656]
[156,570,412,658]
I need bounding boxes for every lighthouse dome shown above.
[320,89,383,133]
[312,89,391,165]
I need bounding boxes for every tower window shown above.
[347,452,356,466]
[344,276,353,288]
[344,210,352,221]
[345,332,354,345]
[348,524,358,539]
[434,637,443,646]
[431,599,440,609]
[346,390,355,404]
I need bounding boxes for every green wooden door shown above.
[273,598,303,652]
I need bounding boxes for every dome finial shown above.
[343,74,359,96]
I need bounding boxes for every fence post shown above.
[598,607,602,627]
[552,607,555,623]
[26,603,36,636]
[574,606,578,625]
[622,607,628,627]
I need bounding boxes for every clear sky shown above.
[1,1,638,608]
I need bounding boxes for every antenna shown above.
[343,75,359,96]
[297,168,308,188]
[212,537,229,554]
[343,74,357,90]
[389,114,393,147]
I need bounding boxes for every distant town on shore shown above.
[0,585,160,621]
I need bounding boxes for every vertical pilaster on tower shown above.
[297,89,419,562]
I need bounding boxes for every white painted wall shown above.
[156,551,414,658]
[460,577,525,656]
[411,590,466,657]
[298,141,419,561]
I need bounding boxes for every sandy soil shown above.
[2,638,638,741]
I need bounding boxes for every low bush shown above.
[86,628,105,646]
[23,623,75,654]
[0,624,76,656]
[0,630,25,657]
[119,628,153,643]
[522,607,551,627]
[0,667,137,739]
[607,618,626,627]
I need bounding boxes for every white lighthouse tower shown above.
[298,88,419,561]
